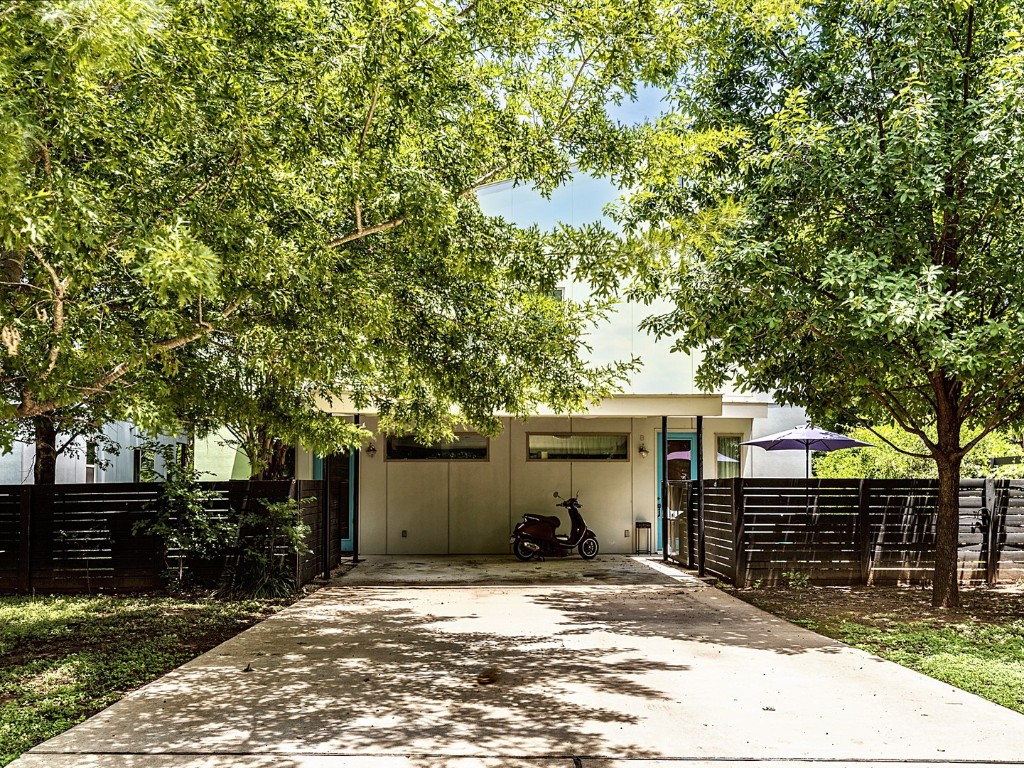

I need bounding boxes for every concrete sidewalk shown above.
[13,555,1024,767]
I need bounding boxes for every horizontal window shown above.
[385,434,488,461]
[717,435,741,479]
[527,433,629,461]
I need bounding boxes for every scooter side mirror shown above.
[553,491,560,499]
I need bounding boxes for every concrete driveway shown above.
[13,555,1024,767]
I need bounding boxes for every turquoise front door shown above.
[656,432,698,551]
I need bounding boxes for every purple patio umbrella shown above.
[667,450,739,464]
[741,425,873,479]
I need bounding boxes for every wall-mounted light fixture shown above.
[638,436,649,459]
[366,441,377,458]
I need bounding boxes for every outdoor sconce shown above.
[638,436,649,459]
[365,442,377,458]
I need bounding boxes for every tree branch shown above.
[326,217,406,248]
[863,381,936,450]
[960,362,1024,423]
[417,2,477,50]
[960,400,1024,455]
[860,424,932,459]
[33,250,68,382]
[555,45,600,131]
[358,87,380,156]
[15,300,242,419]
[327,40,596,250]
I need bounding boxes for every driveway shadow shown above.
[32,586,686,760]
[530,584,853,656]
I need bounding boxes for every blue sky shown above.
[477,84,666,229]
[474,87,712,396]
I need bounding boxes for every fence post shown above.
[732,478,745,586]
[318,474,330,580]
[686,483,696,568]
[985,478,998,585]
[857,480,871,585]
[18,486,32,593]
[288,480,301,588]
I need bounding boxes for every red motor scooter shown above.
[511,491,599,561]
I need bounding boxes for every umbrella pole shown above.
[805,447,810,513]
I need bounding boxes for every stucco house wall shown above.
[344,409,790,556]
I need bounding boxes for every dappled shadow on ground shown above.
[24,563,1024,767]
[15,755,576,768]
[530,584,852,657]
[335,555,682,587]
[33,587,682,761]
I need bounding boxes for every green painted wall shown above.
[193,429,251,481]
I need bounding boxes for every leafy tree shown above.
[0,0,683,454]
[815,425,1024,480]
[603,0,1024,607]
[165,333,365,480]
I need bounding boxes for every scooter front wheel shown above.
[513,538,537,562]
[578,537,599,560]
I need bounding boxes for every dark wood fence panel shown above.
[700,479,737,582]
[955,480,989,585]
[325,454,350,560]
[294,480,326,586]
[29,484,164,594]
[708,478,1024,587]
[739,480,861,586]
[1,481,332,595]
[864,480,941,585]
[996,480,1024,582]
[0,488,25,592]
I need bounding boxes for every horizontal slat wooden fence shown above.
[671,478,1024,587]
[0,480,333,594]
[996,482,1024,582]
[702,482,737,583]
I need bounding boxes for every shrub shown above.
[220,498,312,598]
[132,448,233,588]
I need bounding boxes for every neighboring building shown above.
[0,426,250,485]
[297,175,807,555]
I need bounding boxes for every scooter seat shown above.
[523,514,560,529]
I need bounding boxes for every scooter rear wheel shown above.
[578,537,599,559]
[513,538,537,562]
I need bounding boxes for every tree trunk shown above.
[33,416,57,485]
[932,451,962,608]
[266,441,290,480]
[251,429,271,481]
[252,439,290,481]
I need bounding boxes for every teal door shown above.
[656,432,698,551]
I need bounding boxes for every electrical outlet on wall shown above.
[401,530,407,538]
[624,529,629,537]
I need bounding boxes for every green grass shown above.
[837,619,1024,713]
[740,586,1024,715]
[0,594,285,766]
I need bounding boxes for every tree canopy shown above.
[815,425,1024,480]
[0,0,685,458]
[598,0,1024,607]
